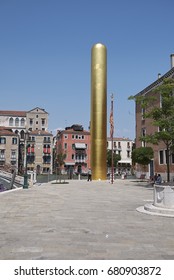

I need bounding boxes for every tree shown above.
[107,150,121,169]
[129,78,174,182]
[131,147,154,172]
[56,144,66,174]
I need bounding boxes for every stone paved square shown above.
[0,179,173,260]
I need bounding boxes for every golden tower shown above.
[90,43,107,180]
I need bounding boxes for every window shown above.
[72,144,75,150]
[118,142,121,148]
[171,153,174,164]
[9,117,13,126]
[20,130,25,139]
[41,118,45,125]
[142,128,146,136]
[159,150,164,164]
[141,103,146,120]
[43,155,51,164]
[127,151,130,158]
[72,154,74,159]
[11,150,16,159]
[29,119,33,126]
[0,137,6,144]
[64,143,67,149]
[72,135,74,139]
[12,138,17,144]
[159,94,162,108]
[44,137,50,142]
[64,134,68,139]
[21,118,25,126]
[141,128,146,147]
[36,115,38,118]
[29,136,35,142]
[36,121,38,124]
[15,117,19,127]
[0,149,5,159]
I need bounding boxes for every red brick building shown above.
[55,124,91,175]
[134,54,174,180]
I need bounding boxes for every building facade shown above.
[134,54,174,180]
[26,107,48,131]
[27,130,53,174]
[0,107,52,174]
[55,124,91,175]
[0,127,19,172]
[107,137,133,174]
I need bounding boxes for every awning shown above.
[65,162,75,166]
[75,143,86,149]
[118,160,131,164]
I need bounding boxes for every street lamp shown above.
[23,131,30,189]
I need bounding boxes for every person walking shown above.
[87,168,92,181]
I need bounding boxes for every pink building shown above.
[55,124,91,175]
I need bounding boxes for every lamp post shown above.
[23,131,29,189]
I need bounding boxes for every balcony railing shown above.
[75,159,86,163]
[0,157,5,161]
[43,139,51,143]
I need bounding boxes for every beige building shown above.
[107,137,133,174]
[27,130,53,174]
[26,107,48,131]
[0,127,19,172]
[0,107,52,174]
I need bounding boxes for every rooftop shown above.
[134,67,174,97]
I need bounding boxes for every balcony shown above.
[75,158,86,163]
[0,157,5,161]
[11,157,17,163]
[43,139,51,143]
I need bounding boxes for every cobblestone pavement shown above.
[0,179,174,260]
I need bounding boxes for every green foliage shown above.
[131,147,154,166]
[56,144,66,167]
[107,150,121,167]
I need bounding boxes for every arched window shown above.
[20,130,25,140]
[15,118,19,127]
[21,118,25,126]
[9,117,13,126]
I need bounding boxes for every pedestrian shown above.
[87,168,92,181]
[155,174,162,185]
[152,172,158,185]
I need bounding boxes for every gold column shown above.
[90,43,107,180]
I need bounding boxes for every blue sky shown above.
[0,0,174,139]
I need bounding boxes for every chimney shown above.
[170,54,174,68]
[158,73,161,79]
